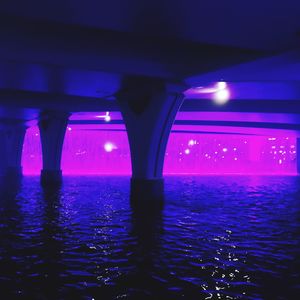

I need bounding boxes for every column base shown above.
[130,178,164,210]
[40,169,62,186]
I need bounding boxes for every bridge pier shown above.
[117,77,184,209]
[38,111,70,185]
[0,122,27,180]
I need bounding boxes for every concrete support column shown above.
[38,111,70,185]
[0,122,27,179]
[117,77,184,208]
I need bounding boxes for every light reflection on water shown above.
[0,176,299,299]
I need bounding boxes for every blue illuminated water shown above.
[0,176,299,299]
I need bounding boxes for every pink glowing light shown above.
[164,134,297,175]
[21,125,297,175]
[22,126,42,174]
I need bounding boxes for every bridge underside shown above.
[1,2,300,206]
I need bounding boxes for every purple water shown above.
[0,175,299,299]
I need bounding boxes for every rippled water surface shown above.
[0,176,300,299]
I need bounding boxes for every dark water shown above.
[0,176,299,300]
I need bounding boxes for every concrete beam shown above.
[2,89,300,114]
[186,50,300,85]
[0,89,120,112]
[0,14,262,80]
[181,99,300,113]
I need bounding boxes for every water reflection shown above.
[0,178,23,298]
[0,176,299,299]
[127,207,166,298]
[0,181,66,298]
[37,185,65,299]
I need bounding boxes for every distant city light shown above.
[188,139,196,146]
[104,142,116,152]
[184,149,190,155]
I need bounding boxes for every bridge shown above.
[1,0,300,207]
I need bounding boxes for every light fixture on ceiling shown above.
[96,111,111,122]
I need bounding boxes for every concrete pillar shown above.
[0,122,27,179]
[297,138,300,174]
[116,77,184,208]
[38,111,70,185]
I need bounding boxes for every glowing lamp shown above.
[213,88,230,105]
[216,81,227,90]
[104,115,111,122]
[96,112,111,122]
[212,81,230,105]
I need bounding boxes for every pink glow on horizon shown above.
[22,125,297,175]
[61,128,130,175]
[164,134,296,175]
[22,126,42,174]
[172,124,300,136]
